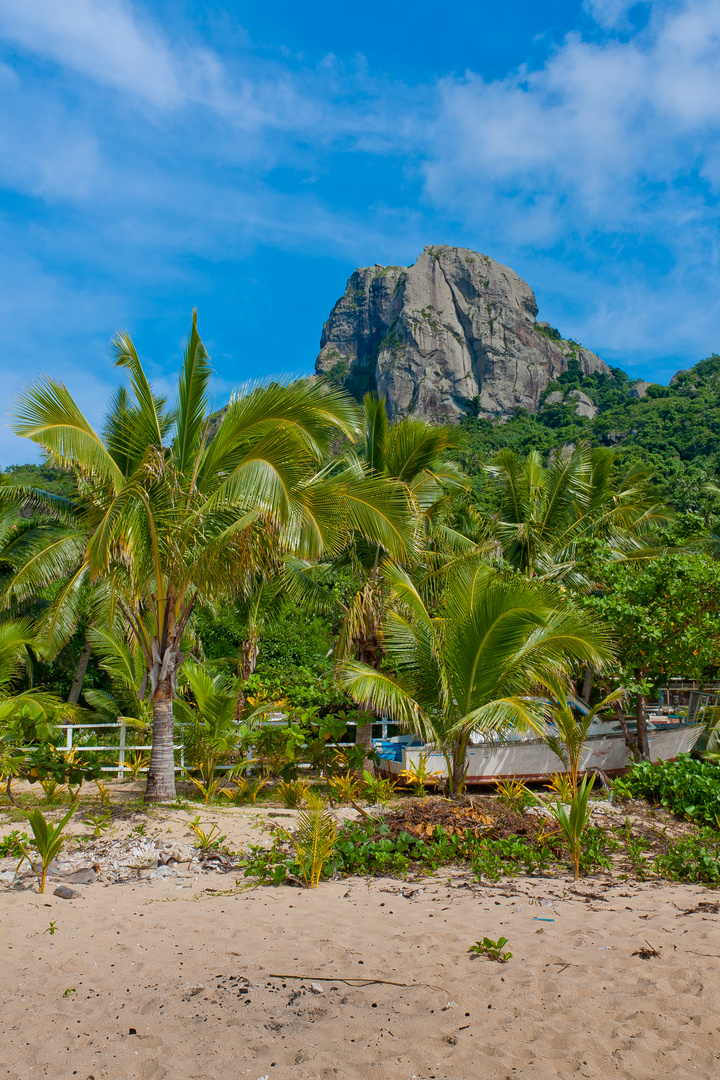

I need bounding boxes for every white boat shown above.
[375,714,704,785]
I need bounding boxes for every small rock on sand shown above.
[54,885,81,900]
[57,868,97,885]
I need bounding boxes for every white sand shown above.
[2,847,720,1080]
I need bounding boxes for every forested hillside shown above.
[458,351,720,514]
[5,350,720,516]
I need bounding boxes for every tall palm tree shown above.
[298,393,467,765]
[486,443,669,585]
[12,313,406,801]
[339,560,613,793]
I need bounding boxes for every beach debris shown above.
[379,796,549,843]
[267,972,447,991]
[568,888,608,902]
[677,901,719,916]
[148,865,181,880]
[158,843,194,865]
[5,834,209,885]
[54,885,81,899]
[632,940,661,959]
[468,936,513,962]
[53,866,97,884]
[213,975,251,999]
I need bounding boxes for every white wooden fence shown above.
[57,719,392,779]
[59,723,184,779]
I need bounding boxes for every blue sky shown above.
[1,0,720,463]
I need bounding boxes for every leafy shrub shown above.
[362,771,398,807]
[614,755,720,828]
[579,825,621,874]
[0,829,31,857]
[23,745,101,789]
[654,832,720,885]
[276,778,311,808]
[328,821,558,880]
[238,840,293,885]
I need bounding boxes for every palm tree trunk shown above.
[451,735,469,795]
[355,717,375,773]
[580,667,592,703]
[234,629,260,721]
[145,678,177,802]
[67,635,92,704]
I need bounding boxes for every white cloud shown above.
[0,0,719,388]
[583,0,650,30]
[414,1,720,365]
[425,1,720,232]
[0,63,99,199]
[0,0,188,108]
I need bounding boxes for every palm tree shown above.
[301,393,467,766]
[486,443,669,585]
[174,660,242,788]
[12,313,406,801]
[544,688,626,794]
[339,560,613,793]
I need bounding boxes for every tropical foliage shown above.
[340,560,613,793]
[7,313,409,800]
[484,442,667,585]
[3,310,717,811]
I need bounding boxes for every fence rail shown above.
[53,720,392,780]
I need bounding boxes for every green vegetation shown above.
[459,354,720,514]
[17,804,76,893]
[340,559,612,793]
[2,312,720,897]
[281,792,337,888]
[468,936,513,962]
[654,832,720,885]
[543,773,596,881]
[614,755,720,829]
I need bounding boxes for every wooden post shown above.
[118,722,126,780]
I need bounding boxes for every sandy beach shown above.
[2,796,719,1080]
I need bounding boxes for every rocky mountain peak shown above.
[315,245,609,422]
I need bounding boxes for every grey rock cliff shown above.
[315,245,609,422]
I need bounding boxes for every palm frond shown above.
[174,310,213,474]
[363,392,388,475]
[13,379,124,490]
[111,331,168,452]
[287,793,337,888]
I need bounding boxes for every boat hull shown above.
[377,724,704,785]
